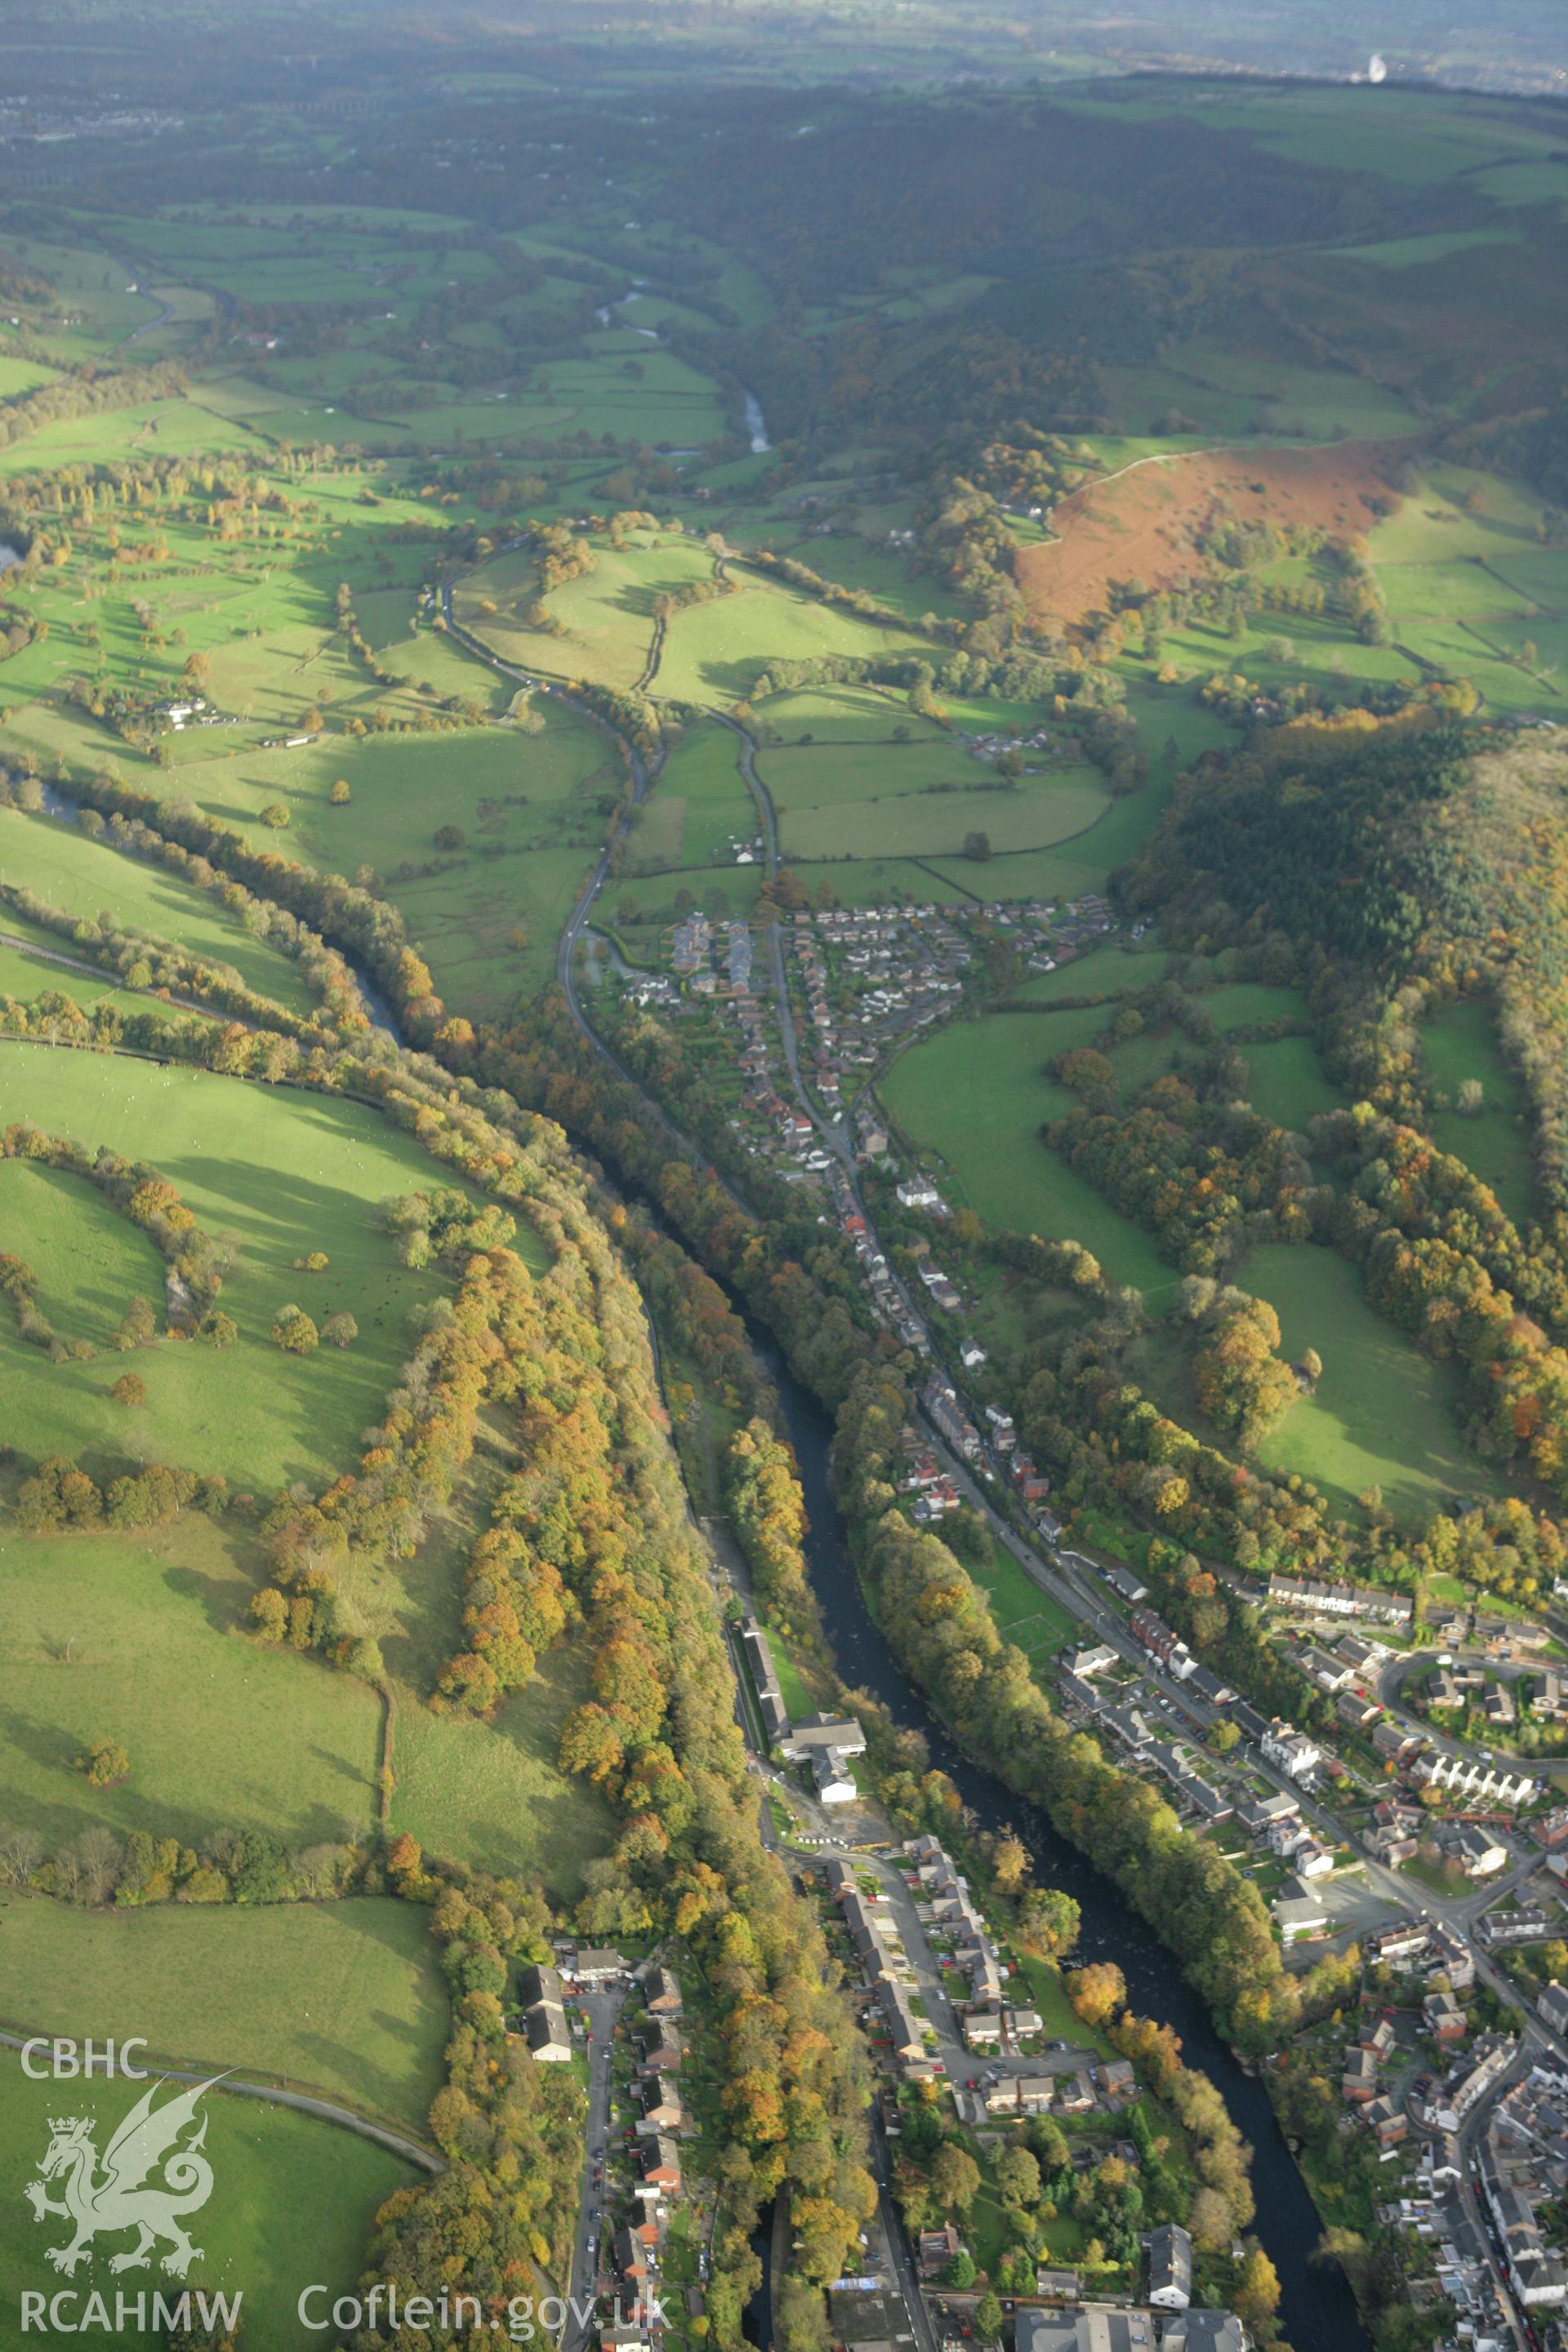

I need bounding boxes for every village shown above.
[611,889,1119,1189]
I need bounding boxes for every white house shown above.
[1262,1720,1322,1782]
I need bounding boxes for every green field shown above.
[0,1895,445,2128]
[390,1639,616,1888]
[655,566,932,706]
[0,2051,414,2346]
[0,808,318,1019]
[0,1504,604,1892]
[880,1010,1175,1296]
[0,1517,384,1853]
[457,534,716,691]
[757,735,1110,862]
[630,721,757,872]
[0,1050,516,1492]
[1245,1241,1501,1522]
[1240,1035,1343,1132]
[157,704,615,1009]
[1419,997,1537,1227]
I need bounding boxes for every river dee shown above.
[750,1331,1370,2352]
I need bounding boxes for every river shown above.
[746,1329,1370,2352]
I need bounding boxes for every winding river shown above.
[747,1328,1370,2352]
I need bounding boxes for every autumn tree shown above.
[115,1295,158,1351]
[929,2140,981,2218]
[270,1303,318,1354]
[79,1738,130,1788]
[1067,1961,1126,2027]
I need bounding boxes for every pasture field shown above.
[0,1518,384,1854]
[1012,945,1176,1003]
[734,528,968,624]
[0,937,210,1029]
[0,808,319,1020]
[154,704,614,1009]
[0,1895,446,2129]
[609,862,766,930]
[456,534,716,690]
[654,567,932,706]
[756,684,949,742]
[0,401,271,477]
[1239,1036,1343,1132]
[879,1010,1174,1296]
[0,1049,524,1493]
[758,737,1110,862]
[0,2051,414,2347]
[0,1505,604,1893]
[630,722,757,872]
[390,1639,616,1891]
[1419,996,1537,1227]
[1244,1241,1499,1523]
[1200,982,1310,1031]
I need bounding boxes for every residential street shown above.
[564,1989,626,2352]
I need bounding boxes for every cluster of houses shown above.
[899,1435,962,1524]
[1341,2007,1408,2147]
[1428,1658,1568,1730]
[972,892,1118,980]
[612,1970,692,2341]
[1477,2056,1568,2312]
[742,1613,865,1802]
[1338,1698,1541,1814]
[966,2054,1139,2123]
[1264,1572,1414,1629]
[1409,2031,1517,2133]
[1414,1747,1539,1811]
[921,1374,983,1464]
[1380,2139,1514,2344]
[667,914,755,1008]
[1428,1610,1554,1664]
[914,1253,964,1316]
[837,1197,929,1351]
[792,904,972,1096]
[903,1832,1009,2023]
[518,1962,576,2063]
[822,1857,930,2075]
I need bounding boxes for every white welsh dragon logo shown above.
[24,2076,222,2278]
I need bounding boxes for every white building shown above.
[1261,1720,1322,1782]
